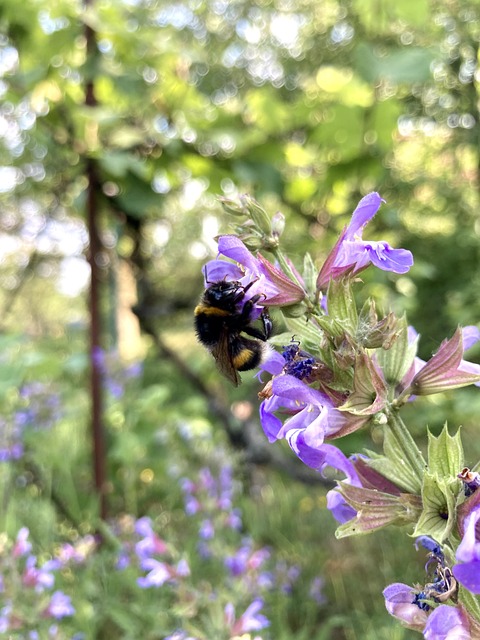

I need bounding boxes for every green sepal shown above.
[367,420,424,494]
[335,484,421,538]
[412,472,458,543]
[427,425,464,481]
[302,252,318,298]
[375,314,417,386]
[338,351,387,416]
[326,277,358,336]
[357,299,401,350]
[314,314,349,340]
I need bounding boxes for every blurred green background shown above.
[1,0,480,637]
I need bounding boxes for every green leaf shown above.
[355,43,435,84]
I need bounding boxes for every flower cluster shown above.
[199,192,480,634]
[0,382,62,461]
[0,527,90,637]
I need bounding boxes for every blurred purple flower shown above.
[317,192,413,289]
[22,556,56,592]
[225,598,270,636]
[134,516,168,560]
[309,576,327,605]
[0,603,11,633]
[138,558,189,588]
[13,527,32,558]
[199,519,214,540]
[43,591,75,619]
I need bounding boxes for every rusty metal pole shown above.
[84,0,107,521]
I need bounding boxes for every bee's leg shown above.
[242,308,272,341]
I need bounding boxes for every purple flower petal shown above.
[383,583,428,630]
[346,192,384,237]
[423,605,470,640]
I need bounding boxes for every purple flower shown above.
[204,235,305,308]
[309,576,327,605]
[452,503,480,594]
[423,605,470,639]
[137,558,189,588]
[137,558,171,588]
[134,517,168,560]
[322,446,363,524]
[259,374,347,468]
[22,556,56,592]
[317,193,413,289]
[225,598,270,635]
[13,527,32,558]
[383,583,428,631]
[43,591,75,619]
[199,519,214,540]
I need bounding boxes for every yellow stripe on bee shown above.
[194,304,230,316]
[233,349,254,369]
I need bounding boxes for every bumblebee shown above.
[194,279,272,386]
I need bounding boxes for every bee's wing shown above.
[211,330,241,386]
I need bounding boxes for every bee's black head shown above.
[204,280,242,307]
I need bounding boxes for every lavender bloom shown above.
[0,603,12,633]
[134,517,168,560]
[322,446,363,524]
[452,503,480,594]
[225,541,270,578]
[22,556,56,592]
[317,193,413,289]
[43,591,75,619]
[13,527,32,558]
[225,598,270,636]
[383,583,428,631]
[260,375,346,468]
[137,558,171,588]
[309,576,327,605]
[138,558,190,588]
[423,605,470,639]
[226,508,242,531]
[199,519,214,540]
[164,630,199,640]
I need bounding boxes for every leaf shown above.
[354,43,435,84]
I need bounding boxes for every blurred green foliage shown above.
[0,0,479,636]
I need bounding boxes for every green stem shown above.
[386,409,426,489]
